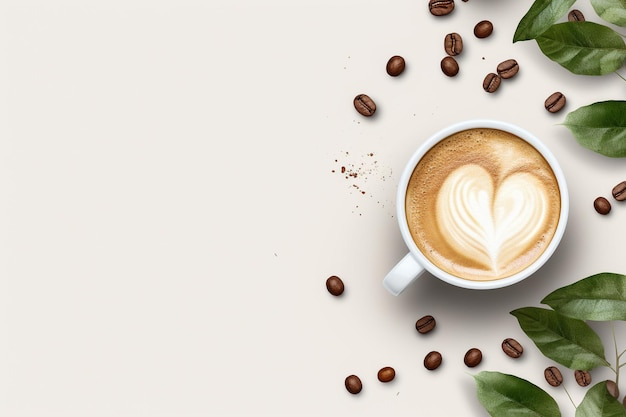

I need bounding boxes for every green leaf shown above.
[576,381,626,417]
[563,101,626,157]
[591,0,626,27]
[513,0,577,42]
[474,371,561,417]
[510,307,609,370]
[542,272,626,320]
[536,22,626,75]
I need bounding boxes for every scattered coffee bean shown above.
[415,315,436,334]
[326,275,344,296]
[377,366,396,382]
[429,0,455,16]
[497,59,519,79]
[574,370,592,387]
[483,73,501,93]
[353,94,376,117]
[424,351,443,370]
[464,348,483,367]
[444,33,463,56]
[612,181,626,201]
[568,9,585,21]
[441,56,459,77]
[544,92,566,113]
[544,366,563,387]
[606,380,619,398]
[502,338,524,358]
[386,55,406,77]
[594,196,611,215]
[345,375,362,394]
[474,20,493,38]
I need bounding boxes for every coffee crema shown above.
[406,128,561,281]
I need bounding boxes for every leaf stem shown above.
[615,72,626,82]
[614,322,620,386]
[563,386,577,409]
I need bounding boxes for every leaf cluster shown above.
[474,272,626,416]
[513,0,626,157]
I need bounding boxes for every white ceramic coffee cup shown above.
[383,119,569,295]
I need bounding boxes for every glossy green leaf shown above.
[591,0,626,27]
[542,273,626,320]
[576,381,626,417]
[474,371,561,417]
[563,101,626,157]
[536,22,626,75]
[510,307,609,370]
[513,0,577,42]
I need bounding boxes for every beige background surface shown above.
[1,1,626,416]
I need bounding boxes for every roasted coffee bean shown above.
[424,351,442,370]
[326,275,345,296]
[444,33,463,56]
[606,380,619,398]
[441,56,459,77]
[502,338,524,358]
[545,92,566,113]
[612,181,626,201]
[574,370,592,387]
[377,366,396,382]
[483,73,501,93]
[429,0,455,16]
[416,315,436,334]
[464,348,482,367]
[345,375,362,394]
[594,197,611,215]
[568,9,585,21]
[386,55,406,77]
[474,20,493,38]
[497,59,519,79]
[353,94,376,117]
[545,366,563,387]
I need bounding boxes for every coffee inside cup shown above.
[405,128,561,281]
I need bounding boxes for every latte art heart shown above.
[436,164,549,273]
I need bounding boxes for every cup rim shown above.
[397,119,569,290]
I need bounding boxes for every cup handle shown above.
[383,253,425,296]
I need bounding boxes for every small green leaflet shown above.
[591,0,626,27]
[473,371,561,417]
[536,22,626,75]
[513,0,577,42]
[576,381,626,417]
[510,307,609,370]
[542,272,626,320]
[563,101,626,157]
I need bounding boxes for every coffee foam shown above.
[406,128,561,281]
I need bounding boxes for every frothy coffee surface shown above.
[406,128,561,281]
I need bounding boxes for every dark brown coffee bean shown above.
[502,338,524,358]
[345,375,362,394]
[415,315,436,334]
[606,380,619,398]
[326,275,344,296]
[568,9,585,21]
[429,0,455,16]
[497,59,519,79]
[444,33,463,56]
[353,94,376,117]
[474,20,493,38]
[377,366,396,382]
[544,366,563,387]
[594,197,611,215]
[464,348,482,367]
[386,55,406,76]
[545,92,566,113]
[441,56,459,77]
[574,370,592,387]
[483,73,501,93]
[612,181,626,201]
[424,351,442,370]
